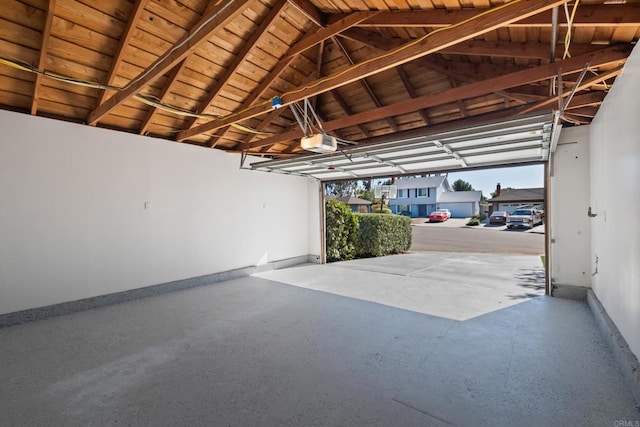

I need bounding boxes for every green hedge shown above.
[355,213,412,257]
[325,199,359,262]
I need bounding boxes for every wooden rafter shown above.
[180,0,570,140]
[332,37,398,132]
[448,76,469,118]
[567,106,599,117]
[227,1,325,150]
[181,0,288,133]
[327,4,640,28]
[96,0,147,108]
[87,0,252,126]
[329,90,371,138]
[244,45,630,150]
[343,29,598,61]
[31,0,56,116]
[287,0,323,26]
[138,59,189,135]
[564,91,606,109]
[186,11,377,144]
[520,65,623,114]
[234,41,327,151]
[442,41,598,60]
[396,66,431,126]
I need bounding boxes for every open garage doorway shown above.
[320,163,548,301]
[252,113,555,294]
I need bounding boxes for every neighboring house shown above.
[329,195,372,213]
[389,176,452,217]
[488,184,544,213]
[437,191,482,218]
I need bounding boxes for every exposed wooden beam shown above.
[287,0,324,26]
[181,11,377,143]
[31,0,56,116]
[332,37,398,132]
[280,12,376,62]
[566,106,599,117]
[182,0,570,139]
[520,65,623,114]
[442,41,598,60]
[564,91,606,109]
[448,76,469,118]
[339,28,399,51]
[96,0,147,108]
[138,59,189,135]
[329,90,372,138]
[396,66,431,126]
[327,4,640,28]
[344,31,598,60]
[322,47,628,135]
[245,45,630,149]
[562,113,591,124]
[87,0,252,126]
[181,0,288,133]
[232,71,322,150]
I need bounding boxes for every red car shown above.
[429,210,451,222]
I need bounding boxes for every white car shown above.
[506,208,543,229]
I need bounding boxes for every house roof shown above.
[330,195,372,205]
[489,188,544,203]
[0,0,636,160]
[394,176,448,190]
[438,191,482,203]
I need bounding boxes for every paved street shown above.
[410,218,545,255]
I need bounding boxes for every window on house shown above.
[398,189,406,198]
[417,188,427,197]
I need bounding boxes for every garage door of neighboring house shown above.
[441,203,472,218]
[500,203,531,212]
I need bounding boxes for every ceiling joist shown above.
[245,45,630,150]
[86,0,252,126]
[1,0,637,159]
[180,0,572,141]
[327,4,640,28]
[31,0,56,116]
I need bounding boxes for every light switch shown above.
[144,201,151,210]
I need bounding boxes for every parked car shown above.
[506,208,543,229]
[429,210,451,222]
[489,211,509,225]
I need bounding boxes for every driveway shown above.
[412,217,545,233]
[409,218,545,255]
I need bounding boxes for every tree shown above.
[452,179,474,191]
[325,181,358,196]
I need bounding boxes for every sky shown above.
[446,164,544,198]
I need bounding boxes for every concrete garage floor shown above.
[1,254,638,426]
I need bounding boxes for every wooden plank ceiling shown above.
[0,0,638,159]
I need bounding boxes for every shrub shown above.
[325,199,359,262]
[373,208,392,214]
[466,218,481,226]
[370,204,391,213]
[471,213,487,221]
[355,213,412,257]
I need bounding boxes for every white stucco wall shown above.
[0,111,320,315]
[549,125,592,288]
[589,44,640,358]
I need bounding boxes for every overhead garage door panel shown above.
[251,113,557,181]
